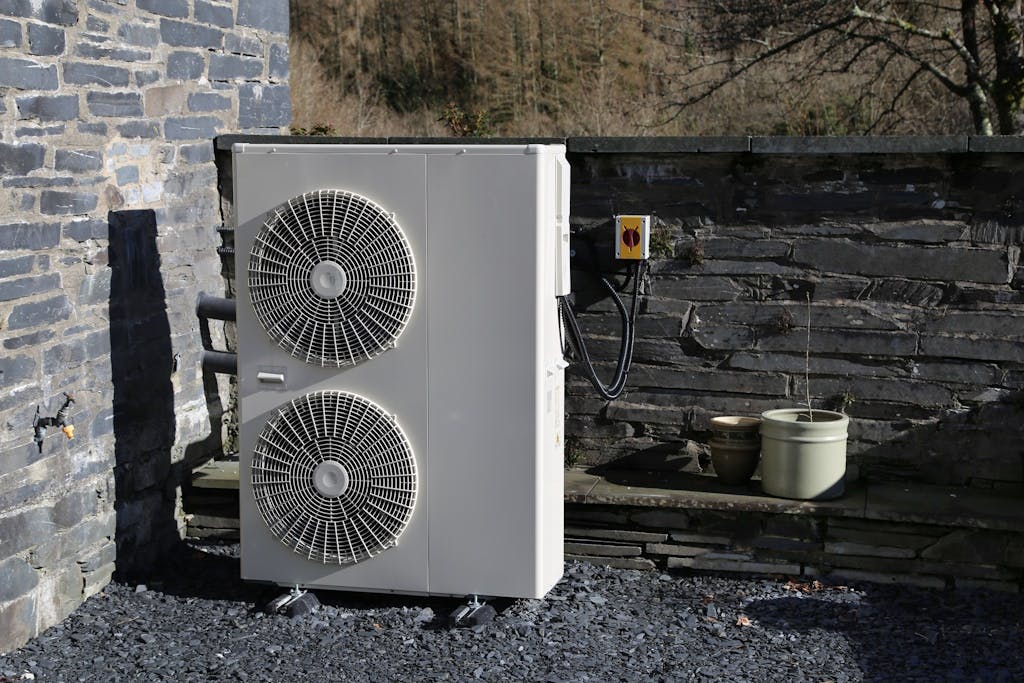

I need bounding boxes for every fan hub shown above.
[310,260,348,299]
[313,460,350,498]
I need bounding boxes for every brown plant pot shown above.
[709,416,762,485]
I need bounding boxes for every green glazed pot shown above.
[759,409,849,500]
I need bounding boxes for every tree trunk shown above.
[987,0,1024,133]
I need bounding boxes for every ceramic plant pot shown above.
[759,408,849,500]
[709,416,762,485]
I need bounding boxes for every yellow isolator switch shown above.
[615,215,651,260]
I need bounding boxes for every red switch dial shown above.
[622,229,640,248]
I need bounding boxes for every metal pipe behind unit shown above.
[196,292,237,321]
[202,350,237,375]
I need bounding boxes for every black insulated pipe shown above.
[202,350,237,375]
[196,292,237,321]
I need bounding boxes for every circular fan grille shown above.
[251,391,417,565]
[248,189,417,367]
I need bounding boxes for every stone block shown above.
[15,123,65,137]
[750,536,822,554]
[793,239,1011,285]
[758,328,918,357]
[863,279,944,307]
[86,91,143,117]
[160,18,223,48]
[0,506,52,557]
[237,0,288,33]
[919,529,1009,565]
[0,142,45,175]
[143,84,186,116]
[0,595,37,655]
[862,220,968,244]
[27,22,65,55]
[670,531,732,545]
[238,83,290,128]
[0,18,20,47]
[163,50,201,79]
[134,69,161,86]
[55,149,102,172]
[645,543,710,557]
[117,120,161,138]
[920,335,1024,363]
[14,92,77,121]
[564,526,667,543]
[0,354,36,386]
[195,0,234,28]
[86,15,107,31]
[40,189,98,215]
[794,376,954,407]
[0,255,35,278]
[187,92,229,114]
[0,273,60,303]
[164,114,222,140]
[117,21,160,46]
[115,165,139,185]
[566,554,657,571]
[224,32,261,56]
[77,539,116,573]
[651,275,743,301]
[824,541,917,559]
[923,312,1022,338]
[64,217,107,242]
[7,294,72,329]
[137,0,187,18]
[564,542,641,557]
[0,222,61,250]
[35,558,84,627]
[668,554,801,575]
[269,42,288,79]
[63,61,130,86]
[179,141,214,164]
[4,329,55,350]
[209,53,262,80]
[53,488,99,528]
[630,510,691,530]
[31,0,77,25]
[74,43,151,62]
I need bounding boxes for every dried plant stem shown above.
[805,292,813,422]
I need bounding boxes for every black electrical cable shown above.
[558,260,646,401]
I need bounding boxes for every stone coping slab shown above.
[215,134,1020,154]
[568,469,866,517]
[568,469,1024,532]
[190,460,1024,532]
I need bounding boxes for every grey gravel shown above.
[2,541,1023,682]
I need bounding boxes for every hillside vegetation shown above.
[289,1,969,137]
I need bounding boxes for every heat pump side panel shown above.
[233,147,431,593]
[425,148,565,599]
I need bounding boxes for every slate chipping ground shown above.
[1,543,1022,682]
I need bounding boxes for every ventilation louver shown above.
[251,390,417,564]
[248,189,417,367]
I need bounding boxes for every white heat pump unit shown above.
[233,143,570,599]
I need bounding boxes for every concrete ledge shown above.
[967,135,1024,152]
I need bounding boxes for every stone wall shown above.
[0,0,289,654]
[566,137,1024,490]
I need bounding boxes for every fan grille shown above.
[248,189,417,367]
[251,391,417,565]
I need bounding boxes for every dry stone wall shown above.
[566,137,1024,489]
[0,0,288,654]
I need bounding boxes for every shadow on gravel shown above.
[747,592,1023,683]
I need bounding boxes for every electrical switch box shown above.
[615,215,651,260]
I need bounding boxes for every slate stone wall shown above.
[566,136,1024,490]
[0,0,289,654]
